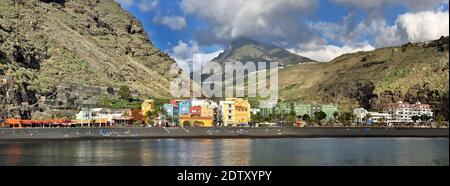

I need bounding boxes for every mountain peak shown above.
[211,38,315,66]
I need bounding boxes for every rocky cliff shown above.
[0,0,177,119]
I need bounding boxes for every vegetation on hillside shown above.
[279,37,449,119]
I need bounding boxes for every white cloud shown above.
[371,9,449,46]
[294,9,449,62]
[138,0,158,12]
[333,0,448,12]
[154,16,187,30]
[180,0,317,46]
[311,9,449,48]
[396,10,449,43]
[170,40,223,71]
[289,39,375,62]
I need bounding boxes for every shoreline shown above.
[0,127,448,141]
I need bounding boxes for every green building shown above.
[274,102,294,115]
[259,102,339,121]
[320,104,339,121]
[294,104,311,116]
[260,107,274,118]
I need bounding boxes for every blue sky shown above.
[115,0,449,67]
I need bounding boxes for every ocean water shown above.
[0,138,448,166]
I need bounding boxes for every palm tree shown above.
[314,111,327,126]
[378,117,386,127]
[333,111,339,124]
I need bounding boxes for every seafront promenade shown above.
[0,127,448,140]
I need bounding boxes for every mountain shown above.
[211,38,314,66]
[0,0,177,118]
[277,36,449,119]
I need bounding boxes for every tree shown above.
[182,120,191,127]
[251,113,263,124]
[333,111,339,121]
[378,117,386,127]
[118,85,131,100]
[286,111,297,126]
[420,114,431,124]
[412,115,420,124]
[314,111,327,126]
[193,121,204,127]
[435,114,446,127]
[302,114,310,123]
[145,110,158,127]
[338,112,353,126]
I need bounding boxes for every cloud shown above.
[289,39,375,62]
[396,10,449,43]
[332,0,448,16]
[153,16,187,30]
[115,0,158,12]
[180,0,318,47]
[138,0,158,12]
[311,9,449,48]
[170,40,223,71]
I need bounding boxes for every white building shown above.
[384,101,433,123]
[368,112,393,124]
[353,101,434,125]
[353,108,393,124]
[191,98,207,107]
[353,108,369,123]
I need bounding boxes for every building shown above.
[189,106,201,116]
[234,98,251,126]
[191,98,206,107]
[179,116,214,127]
[219,98,251,127]
[384,101,433,123]
[177,99,217,127]
[320,104,340,121]
[163,104,179,126]
[353,108,369,123]
[75,108,132,127]
[219,99,235,126]
[177,99,192,116]
[201,100,218,118]
[141,99,155,116]
[368,112,393,124]
[274,102,293,115]
[293,104,311,117]
[353,101,434,125]
[260,107,275,118]
[262,102,339,121]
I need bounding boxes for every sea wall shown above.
[0,127,448,140]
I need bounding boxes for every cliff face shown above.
[0,0,177,119]
[279,36,449,119]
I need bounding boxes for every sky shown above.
[115,0,449,70]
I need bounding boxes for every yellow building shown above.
[142,99,155,115]
[179,116,214,127]
[220,98,251,127]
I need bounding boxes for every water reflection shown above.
[0,138,448,166]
